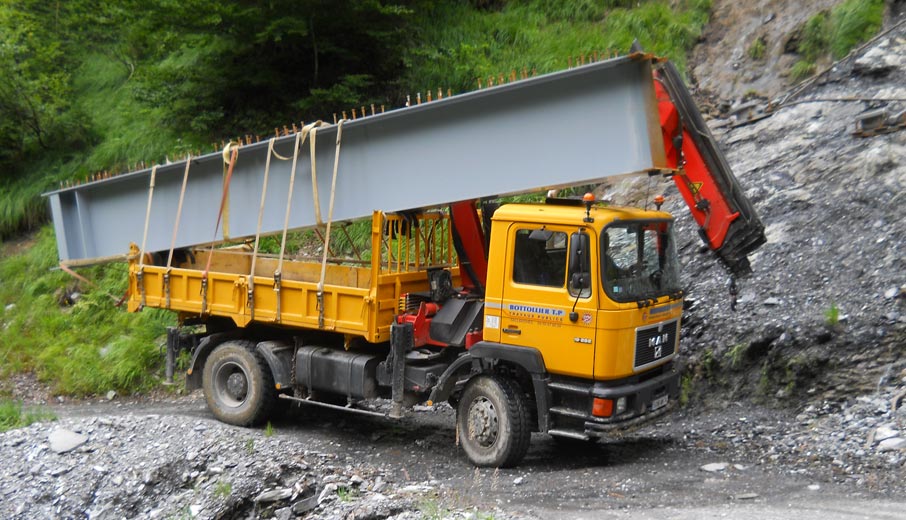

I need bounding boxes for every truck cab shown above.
[448,199,681,461]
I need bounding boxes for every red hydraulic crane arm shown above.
[656,81,739,250]
[653,62,765,276]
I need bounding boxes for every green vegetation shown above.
[700,348,717,380]
[758,362,773,396]
[679,372,694,406]
[213,480,232,499]
[725,342,747,369]
[336,486,359,502]
[824,302,840,326]
[747,36,766,60]
[0,228,173,395]
[264,421,274,437]
[0,1,718,397]
[0,398,56,432]
[406,0,712,94]
[419,498,451,520]
[789,60,817,82]
[790,0,884,80]
[827,0,885,59]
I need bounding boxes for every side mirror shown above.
[569,231,590,273]
[569,231,591,295]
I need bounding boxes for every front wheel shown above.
[202,340,276,426]
[456,375,531,467]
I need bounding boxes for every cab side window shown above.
[512,229,567,287]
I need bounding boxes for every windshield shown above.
[602,220,681,303]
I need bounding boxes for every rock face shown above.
[671,24,906,403]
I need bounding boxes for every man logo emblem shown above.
[649,332,669,359]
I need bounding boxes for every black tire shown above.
[202,340,276,426]
[456,375,531,467]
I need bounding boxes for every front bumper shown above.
[584,365,680,435]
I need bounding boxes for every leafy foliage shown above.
[0,2,85,172]
[130,1,414,138]
[0,1,415,239]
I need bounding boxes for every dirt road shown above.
[29,393,903,519]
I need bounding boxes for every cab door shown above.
[500,224,597,378]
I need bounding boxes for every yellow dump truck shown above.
[47,55,763,467]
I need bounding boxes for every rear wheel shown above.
[456,375,531,467]
[202,340,276,426]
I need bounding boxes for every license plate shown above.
[651,395,668,411]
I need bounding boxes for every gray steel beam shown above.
[45,55,667,262]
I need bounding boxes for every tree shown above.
[0,2,81,176]
[130,0,415,138]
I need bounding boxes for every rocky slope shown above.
[620,12,906,493]
[669,19,906,403]
[690,0,843,101]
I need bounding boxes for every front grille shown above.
[634,319,678,369]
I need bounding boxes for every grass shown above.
[824,302,840,326]
[827,0,884,59]
[0,227,174,395]
[336,486,359,503]
[789,0,884,80]
[0,398,56,432]
[700,348,717,380]
[404,0,712,94]
[264,421,274,437]
[725,342,747,369]
[747,36,766,60]
[419,498,451,520]
[679,373,694,406]
[789,60,817,82]
[213,480,232,499]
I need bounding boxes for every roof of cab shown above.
[491,201,673,229]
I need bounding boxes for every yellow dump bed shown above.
[127,212,458,343]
